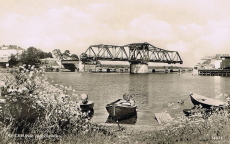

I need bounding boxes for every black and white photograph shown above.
[0,0,230,143]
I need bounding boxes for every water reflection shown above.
[214,76,221,95]
[214,76,229,101]
[128,74,149,109]
[105,113,137,125]
[46,72,230,126]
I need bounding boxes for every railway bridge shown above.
[81,42,183,73]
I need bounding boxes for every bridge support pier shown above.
[130,62,148,74]
[79,62,85,72]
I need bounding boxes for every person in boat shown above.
[120,93,136,106]
[77,93,88,105]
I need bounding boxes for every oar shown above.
[108,99,122,106]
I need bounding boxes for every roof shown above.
[221,56,230,59]
[47,61,60,67]
[0,45,25,50]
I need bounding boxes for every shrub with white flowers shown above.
[0,66,98,142]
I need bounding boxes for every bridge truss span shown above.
[84,44,129,61]
[83,42,183,64]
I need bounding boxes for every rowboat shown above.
[189,93,227,108]
[79,101,94,111]
[105,99,137,120]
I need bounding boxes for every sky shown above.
[0,0,229,67]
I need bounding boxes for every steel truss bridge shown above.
[81,42,183,64]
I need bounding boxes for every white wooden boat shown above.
[189,93,227,108]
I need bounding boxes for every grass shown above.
[1,113,230,144]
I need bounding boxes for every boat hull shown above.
[106,100,137,120]
[190,93,226,109]
[80,101,94,111]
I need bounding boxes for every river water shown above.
[46,72,230,126]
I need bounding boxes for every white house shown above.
[214,60,222,69]
[40,58,62,69]
[0,45,25,59]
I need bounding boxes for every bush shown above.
[151,109,230,143]
[0,66,111,143]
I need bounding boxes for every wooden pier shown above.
[155,112,173,124]
[198,69,230,76]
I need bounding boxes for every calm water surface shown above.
[46,72,230,126]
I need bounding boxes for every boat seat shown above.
[120,102,131,106]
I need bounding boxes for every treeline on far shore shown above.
[2,46,79,68]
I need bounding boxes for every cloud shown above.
[0,5,99,53]
[166,41,188,52]
[1,13,24,29]
[127,14,175,44]
[87,3,110,11]
[0,0,230,67]
[200,20,230,49]
[176,23,203,41]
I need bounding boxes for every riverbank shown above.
[1,67,230,143]
[48,115,230,144]
[1,120,229,144]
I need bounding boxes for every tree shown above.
[52,49,78,60]
[52,49,63,59]
[80,53,88,63]
[37,49,45,59]
[70,54,79,60]
[63,50,70,56]
[20,47,40,65]
[9,54,19,67]
[20,47,54,66]
[63,50,71,60]
[37,51,53,59]
[46,52,53,58]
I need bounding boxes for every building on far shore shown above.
[80,63,130,73]
[194,54,229,69]
[220,56,230,69]
[40,58,62,71]
[79,61,189,73]
[0,45,25,68]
